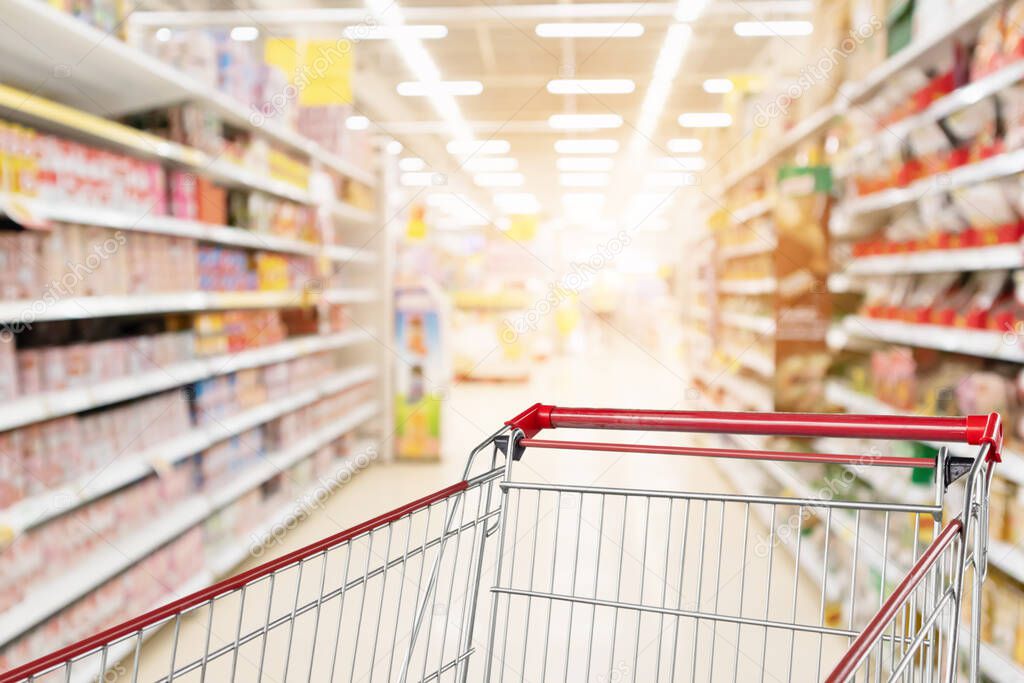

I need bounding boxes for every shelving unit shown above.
[0,0,392,667]
[683,3,1024,674]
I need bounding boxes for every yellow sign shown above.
[406,205,427,241]
[506,214,538,241]
[264,39,354,106]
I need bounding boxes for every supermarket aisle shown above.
[125,335,845,681]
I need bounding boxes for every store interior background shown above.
[2,0,1024,678]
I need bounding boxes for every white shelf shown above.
[719,239,776,261]
[323,288,379,304]
[0,0,376,187]
[0,363,378,536]
[850,59,1024,159]
[0,330,371,433]
[715,102,840,196]
[989,539,1024,585]
[64,435,378,683]
[712,0,1001,196]
[719,278,776,296]
[841,148,1024,216]
[692,364,773,411]
[1,195,322,255]
[825,380,1024,488]
[963,627,1024,683]
[842,315,1024,363]
[723,345,774,379]
[0,401,379,649]
[845,243,1024,275]
[324,244,377,264]
[720,311,776,335]
[730,198,772,223]
[329,202,376,225]
[841,0,1002,107]
[0,290,316,323]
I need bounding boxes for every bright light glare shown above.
[346,116,370,130]
[474,172,524,187]
[494,193,541,214]
[547,79,635,95]
[386,140,403,155]
[647,172,699,187]
[230,26,259,41]
[401,172,439,187]
[734,21,814,37]
[634,24,692,139]
[399,157,426,172]
[668,138,703,153]
[557,157,614,172]
[702,78,734,94]
[560,173,610,187]
[397,81,483,97]
[462,157,518,172]
[344,25,448,40]
[678,112,732,128]
[554,139,619,154]
[549,114,623,130]
[447,139,510,155]
[156,27,172,42]
[536,23,644,38]
[563,192,606,206]
[674,0,710,21]
[655,156,706,171]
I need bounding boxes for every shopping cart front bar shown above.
[507,403,1003,461]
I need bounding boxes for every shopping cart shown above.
[0,405,1001,683]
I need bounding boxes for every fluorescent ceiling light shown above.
[155,27,172,42]
[549,114,623,130]
[386,140,403,155]
[536,22,644,38]
[399,157,426,172]
[563,192,606,206]
[560,173,610,187]
[494,193,541,214]
[230,26,259,41]
[734,21,814,37]
[678,112,732,128]
[557,157,613,172]
[647,172,699,187]
[426,192,466,207]
[447,139,510,155]
[655,156,706,171]
[634,24,693,141]
[547,79,635,95]
[474,172,524,187]
[343,24,448,39]
[361,1,474,149]
[702,78,734,94]
[462,157,518,172]
[346,115,370,130]
[555,139,619,154]
[401,172,440,187]
[639,217,669,231]
[667,138,703,153]
[675,0,711,21]
[397,80,483,96]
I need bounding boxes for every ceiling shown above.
[130,0,816,226]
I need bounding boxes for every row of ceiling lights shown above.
[166,19,813,44]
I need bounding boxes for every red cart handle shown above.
[506,404,1002,462]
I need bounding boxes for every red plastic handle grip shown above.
[507,404,1002,459]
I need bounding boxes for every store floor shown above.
[124,335,845,681]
